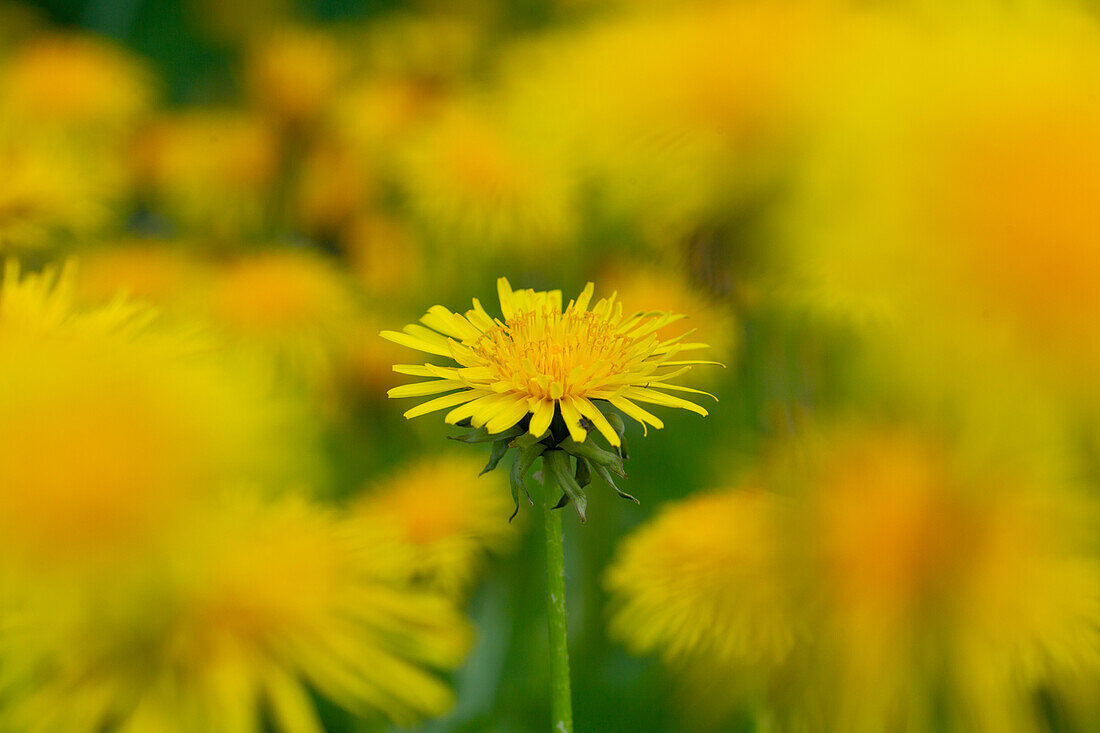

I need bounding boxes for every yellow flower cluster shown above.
[0,261,477,730]
[608,425,1100,731]
[1,0,1098,729]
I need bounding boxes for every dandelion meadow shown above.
[0,1,1096,732]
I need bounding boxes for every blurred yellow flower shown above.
[357,14,481,84]
[786,13,1100,389]
[345,213,424,299]
[0,133,117,249]
[0,260,314,568]
[0,33,154,131]
[133,110,279,237]
[398,105,578,254]
[608,424,1100,731]
[75,240,205,307]
[606,489,796,669]
[333,78,441,169]
[383,277,714,445]
[357,454,516,596]
[293,141,373,239]
[1,493,473,731]
[504,3,833,244]
[246,26,343,126]
[797,429,1099,732]
[189,249,362,388]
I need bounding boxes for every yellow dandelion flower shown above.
[608,424,1100,732]
[357,14,481,85]
[502,3,834,245]
[382,277,715,447]
[1,493,473,731]
[75,240,205,307]
[0,33,154,130]
[133,110,279,237]
[357,455,517,597]
[294,141,373,238]
[606,489,796,669]
[796,429,1100,732]
[189,249,362,389]
[397,105,578,254]
[0,133,118,249]
[332,78,441,169]
[246,26,343,126]
[785,12,1100,387]
[0,260,315,568]
[345,213,424,300]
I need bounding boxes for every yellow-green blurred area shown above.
[1,0,1098,730]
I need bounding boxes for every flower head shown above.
[383,277,714,446]
[1,493,472,732]
[355,454,516,597]
[0,259,316,569]
[383,278,716,521]
[607,425,1100,731]
[1,33,154,131]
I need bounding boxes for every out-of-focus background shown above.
[0,0,1097,731]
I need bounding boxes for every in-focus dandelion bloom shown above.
[383,278,715,446]
[0,493,473,732]
[356,454,516,596]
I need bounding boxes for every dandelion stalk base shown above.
[541,463,574,733]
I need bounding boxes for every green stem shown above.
[541,461,574,733]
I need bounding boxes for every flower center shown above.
[474,305,631,399]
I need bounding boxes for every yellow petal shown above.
[387,380,464,398]
[485,396,531,434]
[624,387,708,416]
[609,396,664,433]
[380,330,452,358]
[573,282,595,313]
[559,397,588,443]
[497,277,515,320]
[575,397,621,446]
[528,399,555,437]
[403,389,488,419]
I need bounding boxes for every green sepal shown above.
[510,432,544,450]
[591,462,640,504]
[509,441,546,522]
[558,436,627,479]
[451,424,525,444]
[605,412,629,460]
[480,438,512,476]
[545,450,587,523]
[575,455,591,489]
